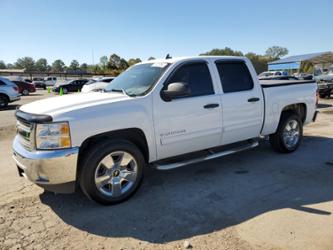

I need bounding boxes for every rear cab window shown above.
[215,61,254,93]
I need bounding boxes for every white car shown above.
[13,56,317,205]
[258,71,287,79]
[0,77,20,108]
[81,77,115,92]
[44,76,57,86]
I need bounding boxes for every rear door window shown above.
[215,61,254,93]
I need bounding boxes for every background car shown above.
[259,76,299,80]
[52,79,89,94]
[258,71,288,79]
[0,77,20,108]
[317,66,333,82]
[12,80,36,95]
[32,77,46,89]
[81,77,115,92]
[24,79,32,83]
[296,73,313,80]
[44,76,57,86]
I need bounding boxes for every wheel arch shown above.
[77,128,150,178]
[281,103,307,123]
[0,93,10,102]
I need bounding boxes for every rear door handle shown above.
[248,97,260,102]
[204,103,220,109]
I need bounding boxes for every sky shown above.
[0,0,332,65]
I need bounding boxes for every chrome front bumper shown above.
[12,136,79,193]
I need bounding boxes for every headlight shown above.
[35,122,71,149]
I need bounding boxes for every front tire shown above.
[269,112,303,153]
[79,140,144,205]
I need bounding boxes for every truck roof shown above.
[140,56,247,64]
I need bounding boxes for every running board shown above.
[154,140,259,170]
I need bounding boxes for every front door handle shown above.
[248,97,260,102]
[204,103,220,109]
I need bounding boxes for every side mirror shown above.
[162,82,190,101]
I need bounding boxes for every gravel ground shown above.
[0,92,332,250]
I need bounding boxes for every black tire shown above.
[63,88,68,94]
[22,89,29,96]
[43,85,46,90]
[269,112,303,153]
[0,95,8,109]
[79,140,145,205]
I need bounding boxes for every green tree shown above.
[200,47,243,56]
[6,63,14,69]
[51,59,66,72]
[35,58,49,72]
[69,60,80,70]
[148,57,156,60]
[100,56,108,70]
[119,58,129,70]
[245,52,270,74]
[0,60,6,69]
[265,46,288,60]
[15,57,35,72]
[128,58,142,66]
[108,54,122,70]
[80,63,88,72]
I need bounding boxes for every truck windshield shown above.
[105,63,170,96]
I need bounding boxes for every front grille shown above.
[16,119,34,150]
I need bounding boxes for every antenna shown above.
[165,54,172,59]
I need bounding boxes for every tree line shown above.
[0,46,288,75]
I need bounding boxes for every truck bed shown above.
[259,80,316,88]
[259,79,317,137]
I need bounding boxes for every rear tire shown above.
[22,89,29,96]
[79,140,144,205]
[269,112,303,153]
[0,95,8,109]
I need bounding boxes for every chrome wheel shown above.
[23,89,29,95]
[94,151,138,197]
[282,119,300,149]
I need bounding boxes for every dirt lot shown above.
[0,91,333,250]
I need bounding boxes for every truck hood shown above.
[20,92,129,116]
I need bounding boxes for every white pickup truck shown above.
[13,56,318,205]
